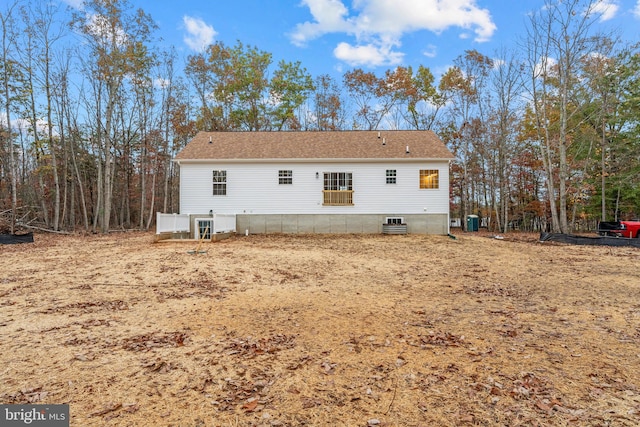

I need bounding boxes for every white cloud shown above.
[290,0,352,46]
[1,112,52,135]
[87,13,128,46]
[291,0,496,67]
[422,45,437,58]
[492,58,506,69]
[432,64,451,79]
[350,0,496,42]
[154,78,170,89]
[634,0,640,18]
[60,0,83,9]
[334,42,404,66]
[534,56,557,78]
[182,16,217,52]
[591,0,619,22]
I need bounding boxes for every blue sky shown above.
[64,0,640,80]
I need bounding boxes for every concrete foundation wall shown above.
[236,214,449,235]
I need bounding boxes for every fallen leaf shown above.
[320,361,336,374]
[301,397,321,409]
[122,403,139,414]
[535,400,552,412]
[243,399,258,412]
[90,403,122,417]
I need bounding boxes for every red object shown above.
[598,220,640,238]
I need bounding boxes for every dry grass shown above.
[1,231,639,426]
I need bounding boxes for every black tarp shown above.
[0,233,34,244]
[540,232,640,248]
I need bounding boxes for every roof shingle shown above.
[175,130,454,161]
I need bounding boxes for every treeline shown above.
[1,0,639,234]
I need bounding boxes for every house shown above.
[172,130,454,236]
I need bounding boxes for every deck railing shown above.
[322,190,354,206]
[156,213,237,235]
[211,213,237,233]
[156,213,190,234]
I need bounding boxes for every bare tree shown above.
[439,50,493,230]
[157,48,177,217]
[0,1,20,233]
[523,0,602,233]
[72,0,156,232]
[343,67,411,130]
[59,64,91,231]
[488,49,525,232]
[20,1,67,230]
[311,74,345,131]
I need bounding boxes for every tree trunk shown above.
[70,134,89,231]
[601,113,607,221]
[145,153,158,230]
[101,85,117,233]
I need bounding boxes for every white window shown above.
[279,170,293,184]
[323,172,353,206]
[385,217,404,225]
[213,170,227,195]
[196,219,213,239]
[419,169,439,189]
[324,172,352,190]
[386,169,396,184]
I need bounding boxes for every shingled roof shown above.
[174,130,454,162]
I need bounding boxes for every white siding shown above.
[179,161,450,215]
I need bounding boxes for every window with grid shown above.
[212,170,227,195]
[419,169,439,189]
[278,170,293,184]
[386,217,404,225]
[323,172,353,205]
[386,169,396,184]
[324,172,352,190]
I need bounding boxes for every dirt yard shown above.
[1,231,639,426]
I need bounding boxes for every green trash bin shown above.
[467,215,479,232]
